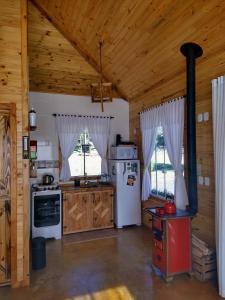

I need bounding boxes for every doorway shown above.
[0,104,16,286]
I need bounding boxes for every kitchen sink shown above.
[61,181,111,191]
[84,182,98,188]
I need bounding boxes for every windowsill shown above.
[142,195,165,209]
[70,175,101,180]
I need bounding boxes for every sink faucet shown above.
[84,174,88,185]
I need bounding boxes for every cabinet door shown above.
[92,190,114,228]
[63,192,92,234]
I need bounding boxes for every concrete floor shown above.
[0,227,221,300]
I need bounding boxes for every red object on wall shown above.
[147,208,191,281]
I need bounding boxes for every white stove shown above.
[31,183,62,240]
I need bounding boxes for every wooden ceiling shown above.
[28,2,102,96]
[30,0,225,100]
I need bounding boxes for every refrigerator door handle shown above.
[123,162,126,177]
[112,165,116,176]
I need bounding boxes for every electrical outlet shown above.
[204,177,210,186]
[197,163,202,176]
[203,112,209,121]
[198,176,204,185]
[197,113,203,123]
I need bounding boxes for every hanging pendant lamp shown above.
[91,41,112,112]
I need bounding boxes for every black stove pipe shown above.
[180,43,203,215]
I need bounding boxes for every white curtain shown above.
[140,108,160,200]
[56,116,84,181]
[212,75,225,298]
[162,97,188,210]
[87,117,110,175]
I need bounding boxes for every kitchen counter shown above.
[60,183,113,193]
[145,207,194,220]
[62,184,114,234]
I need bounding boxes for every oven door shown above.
[34,193,60,227]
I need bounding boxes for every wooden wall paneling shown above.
[0,0,29,287]
[21,0,29,286]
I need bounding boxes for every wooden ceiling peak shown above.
[29,1,104,96]
[30,0,127,100]
[30,0,225,102]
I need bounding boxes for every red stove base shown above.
[146,208,192,281]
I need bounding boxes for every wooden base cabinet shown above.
[63,187,114,234]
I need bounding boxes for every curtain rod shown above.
[52,113,114,119]
[138,94,186,115]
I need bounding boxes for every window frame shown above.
[58,136,107,182]
[150,132,176,200]
[149,109,187,201]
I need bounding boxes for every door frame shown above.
[0,103,17,285]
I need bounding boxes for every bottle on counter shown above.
[30,161,37,178]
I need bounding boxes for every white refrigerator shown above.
[109,160,141,228]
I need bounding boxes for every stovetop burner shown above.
[32,183,60,191]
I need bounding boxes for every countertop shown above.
[145,207,194,219]
[60,183,114,193]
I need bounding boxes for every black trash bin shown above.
[32,237,46,270]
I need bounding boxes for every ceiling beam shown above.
[30,0,127,101]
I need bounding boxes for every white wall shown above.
[29,92,129,182]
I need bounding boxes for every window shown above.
[150,127,184,199]
[68,131,101,177]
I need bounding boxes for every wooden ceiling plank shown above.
[108,1,210,91]
[104,1,157,56]
[128,4,220,87]
[28,1,104,97]
[105,2,189,71]
[110,0,216,96]
[69,0,91,38]
[84,1,123,49]
[31,0,127,100]
[30,0,225,101]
